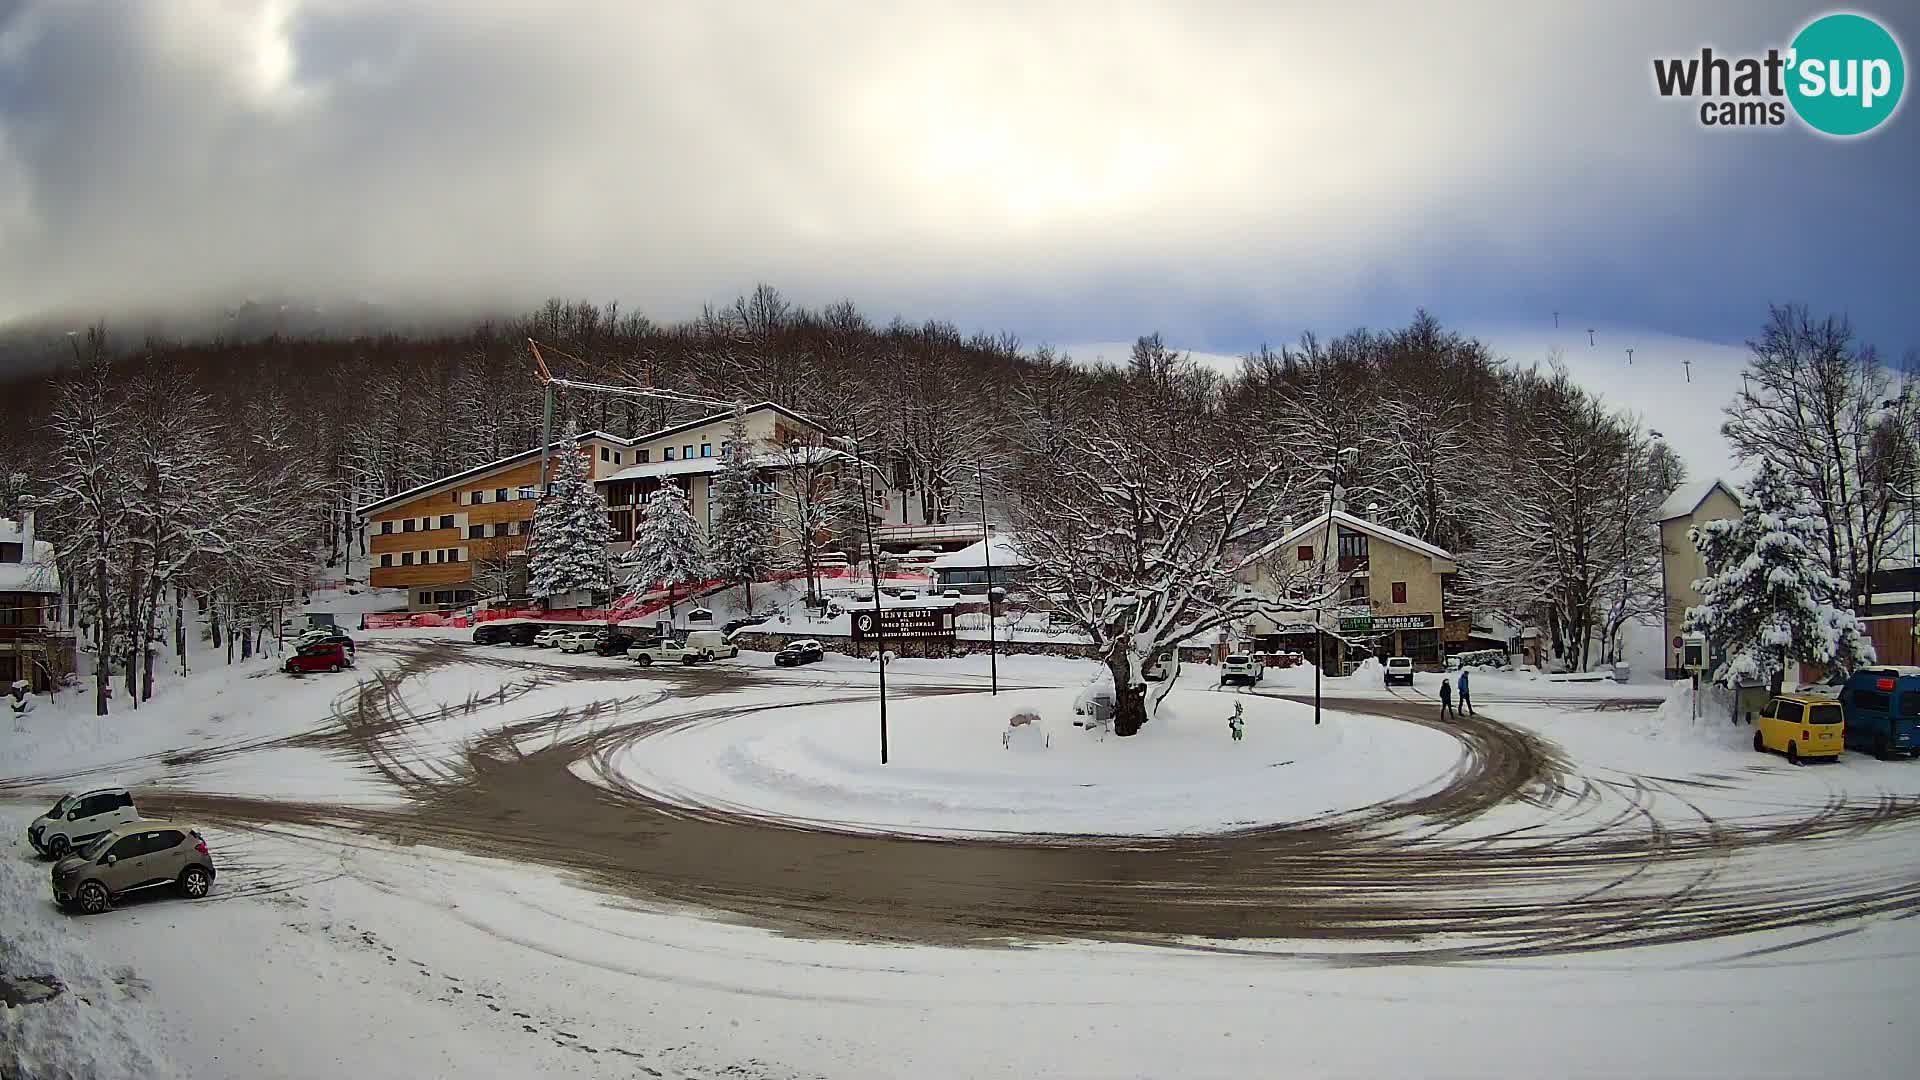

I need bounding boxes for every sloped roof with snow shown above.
[929,532,1026,569]
[597,445,847,485]
[1657,478,1740,522]
[1275,510,1456,567]
[356,430,631,516]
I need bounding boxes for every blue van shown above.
[1837,667,1920,759]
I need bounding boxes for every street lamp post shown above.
[853,433,888,764]
[977,463,998,695]
[1314,447,1358,726]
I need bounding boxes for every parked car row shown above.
[1757,668,1920,764]
[27,787,218,914]
[285,628,356,675]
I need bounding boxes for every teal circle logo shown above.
[1787,13,1905,136]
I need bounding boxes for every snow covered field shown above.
[587,687,1461,836]
[4,631,1920,1078]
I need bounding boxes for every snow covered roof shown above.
[1276,510,1456,568]
[356,430,631,516]
[596,445,846,485]
[928,532,1026,569]
[1657,478,1740,522]
[0,519,59,594]
[634,401,825,446]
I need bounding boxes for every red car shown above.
[285,642,353,674]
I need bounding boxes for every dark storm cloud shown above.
[0,1,1913,350]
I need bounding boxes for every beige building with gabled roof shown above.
[1656,478,1741,678]
[1241,508,1458,668]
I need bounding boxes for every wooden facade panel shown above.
[372,563,472,589]
[371,527,465,554]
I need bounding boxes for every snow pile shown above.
[1003,711,1050,752]
[1,843,174,1079]
[1631,680,1751,750]
[1348,657,1384,681]
[584,687,1460,836]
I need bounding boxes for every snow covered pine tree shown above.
[1685,460,1874,705]
[707,409,774,613]
[528,438,614,601]
[624,482,708,622]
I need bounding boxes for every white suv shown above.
[27,787,140,859]
[1384,656,1415,687]
[1220,654,1264,686]
[557,630,599,654]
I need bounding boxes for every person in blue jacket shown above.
[1457,667,1475,716]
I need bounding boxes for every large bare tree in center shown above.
[1012,339,1318,736]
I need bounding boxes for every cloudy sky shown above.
[0,1,1913,471]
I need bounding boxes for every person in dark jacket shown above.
[1457,668,1474,716]
[1438,677,1456,721]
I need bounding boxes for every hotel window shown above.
[471,490,486,504]
[683,444,694,460]
[518,486,539,500]
[402,519,416,533]
[401,552,414,566]
[614,452,622,464]
[637,449,650,463]
[468,525,483,539]
[1392,581,1408,604]
[495,488,508,502]
[520,519,534,535]
[492,523,508,537]
[700,443,712,458]
[380,553,392,567]
[664,447,676,461]
[1347,578,1368,601]
[600,447,610,462]
[439,515,454,529]
[381,521,393,534]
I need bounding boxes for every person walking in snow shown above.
[1228,700,1245,742]
[1438,677,1456,722]
[1457,667,1475,716]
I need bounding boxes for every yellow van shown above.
[1755,693,1845,764]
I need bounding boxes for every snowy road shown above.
[59,639,1920,957]
[6,638,1920,1077]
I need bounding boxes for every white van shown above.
[683,630,737,660]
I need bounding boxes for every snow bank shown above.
[1631,680,1753,751]
[1,833,174,1079]
[583,686,1460,836]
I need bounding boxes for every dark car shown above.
[774,639,825,667]
[297,629,356,655]
[471,623,509,645]
[722,616,768,637]
[504,622,541,647]
[594,630,637,657]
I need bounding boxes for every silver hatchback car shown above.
[52,821,217,914]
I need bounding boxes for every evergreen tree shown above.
[624,482,708,621]
[708,409,775,612]
[1684,460,1874,698]
[528,438,613,599]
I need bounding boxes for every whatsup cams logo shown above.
[1653,11,1905,136]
